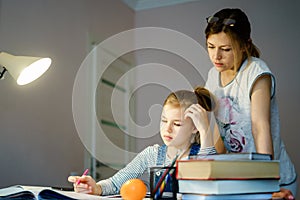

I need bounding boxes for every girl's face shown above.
[160,104,196,150]
[207,32,238,73]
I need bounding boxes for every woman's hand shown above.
[272,188,294,199]
[68,175,102,195]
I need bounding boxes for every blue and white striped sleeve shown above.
[198,146,217,155]
[97,145,159,195]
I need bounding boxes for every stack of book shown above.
[176,153,280,200]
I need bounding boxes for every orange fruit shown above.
[120,178,147,200]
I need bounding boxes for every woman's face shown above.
[207,32,239,73]
[160,105,196,150]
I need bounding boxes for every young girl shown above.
[68,87,218,196]
[204,8,297,199]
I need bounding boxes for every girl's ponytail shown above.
[194,87,216,112]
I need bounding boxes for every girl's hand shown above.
[184,104,210,134]
[184,104,214,147]
[68,175,102,195]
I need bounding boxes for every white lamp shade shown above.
[0,52,51,85]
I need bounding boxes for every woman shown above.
[204,8,297,199]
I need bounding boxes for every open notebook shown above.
[0,185,124,200]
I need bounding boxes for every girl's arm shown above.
[185,104,222,153]
[250,75,274,157]
[68,175,102,195]
[185,104,214,148]
[68,146,157,196]
[97,145,157,195]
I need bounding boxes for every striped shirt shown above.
[97,144,216,195]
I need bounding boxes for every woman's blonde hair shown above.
[205,8,260,73]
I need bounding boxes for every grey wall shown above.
[0,0,134,188]
[134,0,300,198]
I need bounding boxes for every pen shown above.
[76,168,89,185]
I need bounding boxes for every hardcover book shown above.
[176,159,279,180]
[180,192,273,200]
[178,179,279,195]
[189,152,272,161]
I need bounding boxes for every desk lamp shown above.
[0,52,51,85]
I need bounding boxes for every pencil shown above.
[76,169,89,185]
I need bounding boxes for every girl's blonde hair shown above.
[163,87,216,144]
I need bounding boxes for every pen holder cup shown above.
[149,166,178,199]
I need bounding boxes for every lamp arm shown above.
[0,67,7,79]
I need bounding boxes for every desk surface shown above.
[0,185,150,200]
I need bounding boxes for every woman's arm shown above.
[213,123,226,153]
[250,75,274,157]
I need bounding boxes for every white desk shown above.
[1,185,151,199]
